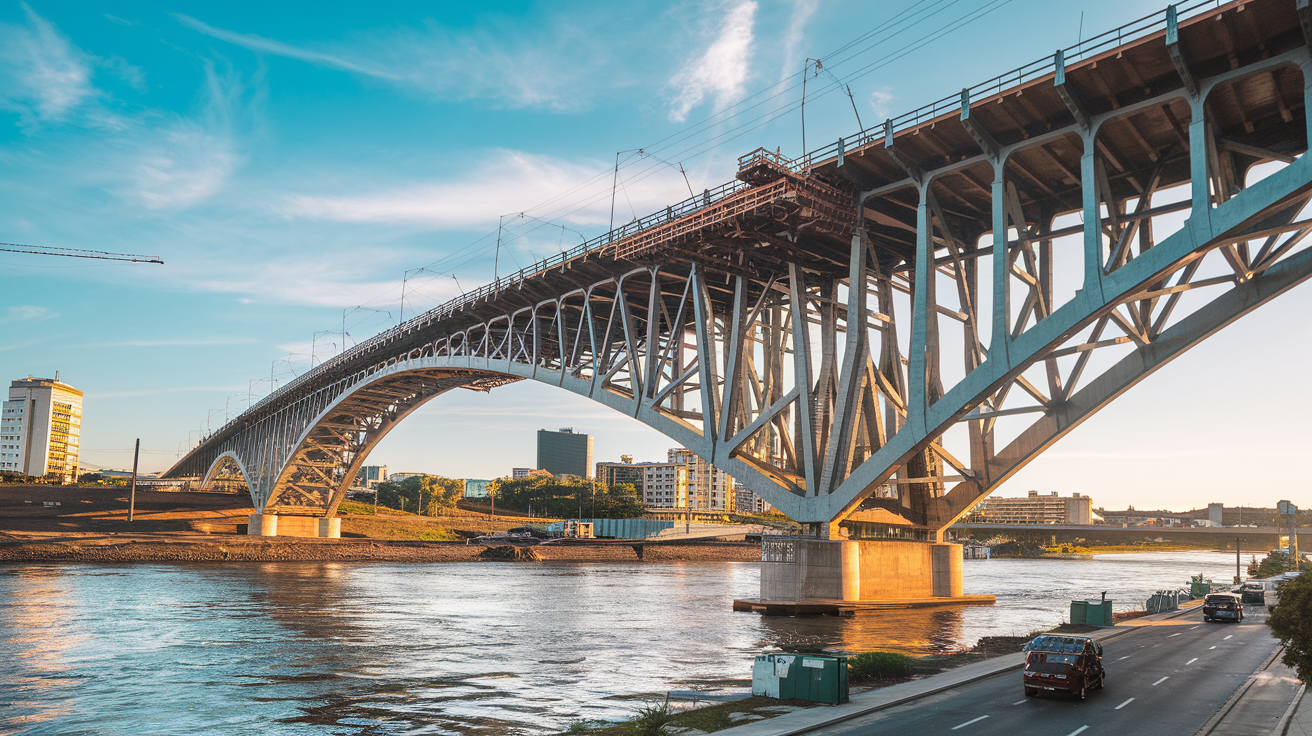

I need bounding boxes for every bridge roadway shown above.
[951,523,1311,548]
[808,607,1287,736]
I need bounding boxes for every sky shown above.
[1,0,1308,513]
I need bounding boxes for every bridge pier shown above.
[245,514,341,539]
[741,538,991,613]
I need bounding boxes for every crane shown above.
[1,242,163,264]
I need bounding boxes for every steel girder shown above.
[166,18,1312,534]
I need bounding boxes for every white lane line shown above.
[1186,658,1198,665]
[1190,626,1200,630]
[1066,727,1089,736]
[1012,699,1027,705]
[1153,676,1170,686]
[1115,697,1136,710]
[1168,632,1182,637]
[1224,635,1233,640]
[1210,646,1217,650]
[951,715,989,730]
[1118,655,1132,660]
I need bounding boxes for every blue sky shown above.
[2,0,1307,511]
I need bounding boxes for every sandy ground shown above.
[0,485,760,563]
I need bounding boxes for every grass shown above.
[848,651,914,680]
[567,696,812,736]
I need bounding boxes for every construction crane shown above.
[1,242,163,264]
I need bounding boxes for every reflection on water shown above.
[0,551,1240,735]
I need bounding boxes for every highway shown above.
[811,608,1282,736]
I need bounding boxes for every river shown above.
[0,550,1243,735]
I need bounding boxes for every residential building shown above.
[668,448,735,512]
[356,465,388,488]
[537,428,593,478]
[735,487,773,515]
[964,491,1093,525]
[640,462,687,508]
[512,467,533,479]
[2,375,82,483]
[464,479,492,498]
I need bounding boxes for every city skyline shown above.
[2,0,1309,511]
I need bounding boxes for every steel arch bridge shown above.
[167,0,1312,539]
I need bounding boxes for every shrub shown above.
[848,651,914,680]
[630,695,674,736]
[1267,573,1312,682]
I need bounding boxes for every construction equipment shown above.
[1,242,163,264]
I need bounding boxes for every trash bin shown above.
[793,655,848,705]
[1070,600,1088,625]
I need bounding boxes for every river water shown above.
[0,551,1242,735]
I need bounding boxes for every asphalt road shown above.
[812,607,1281,736]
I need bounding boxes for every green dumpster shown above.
[1070,600,1088,625]
[793,655,848,704]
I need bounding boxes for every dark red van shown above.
[1022,635,1105,700]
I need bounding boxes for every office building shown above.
[2,376,82,483]
[596,457,644,489]
[537,428,593,478]
[965,491,1093,525]
[356,465,388,488]
[668,448,735,511]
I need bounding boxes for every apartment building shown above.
[668,447,735,512]
[2,376,83,483]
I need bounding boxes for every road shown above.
[812,607,1282,736]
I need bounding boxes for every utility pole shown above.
[128,438,139,522]
[1235,537,1243,584]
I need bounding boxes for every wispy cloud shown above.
[88,337,261,348]
[0,3,95,126]
[1,304,57,323]
[779,0,819,85]
[668,0,757,123]
[868,87,895,121]
[175,12,610,111]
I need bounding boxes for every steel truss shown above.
[168,0,1312,538]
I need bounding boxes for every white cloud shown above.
[175,13,607,111]
[779,0,819,85]
[0,3,95,125]
[869,87,895,122]
[1,304,57,323]
[668,0,757,123]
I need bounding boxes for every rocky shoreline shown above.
[0,537,762,564]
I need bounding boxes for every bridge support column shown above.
[246,514,340,538]
[746,538,990,613]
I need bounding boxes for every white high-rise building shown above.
[2,376,83,483]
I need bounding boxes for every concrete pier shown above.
[246,514,340,538]
[742,538,991,614]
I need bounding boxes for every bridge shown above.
[166,0,1312,603]
[951,522,1311,549]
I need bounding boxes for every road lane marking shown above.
[1190,626,1200,630]
[1186,658,1198,665]
[1118,655,1131,660]
[1012,700,1027,705]
[1224,635,1232,640]
[1115,698,1135,710]
[951,715,989,730]
[1168,633,1182,637]
[1153,676,1169,686]
[1210,646,1217,649]
[1066,727,1089,736]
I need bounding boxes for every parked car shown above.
[1022,635,1105,700]
[1202,593,1244,622]
[1239,582,1265,605]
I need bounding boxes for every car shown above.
[1202,592,1244,622]
[1022,635,1105,700]
[1239,582,1265,605]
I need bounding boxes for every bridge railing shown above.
[805,0,1229,162]
[210,0,1232,441]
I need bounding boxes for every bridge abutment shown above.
[740,538,989,614]
[246,514,341,539]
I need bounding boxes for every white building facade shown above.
[668,448,735,512]
[640,462,688,508]
[2,376,83,483]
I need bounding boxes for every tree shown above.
[374,475,464,515]
[487,476,645,518]
[1267,572,1312,681]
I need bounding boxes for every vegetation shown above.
[848,651,914,680]
[1249,550,1312,578]
[1,471,42,484]
[487,476,645,518]
[374,475,464,516]
[630,696,674,736]
[1267,572,1312,682]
